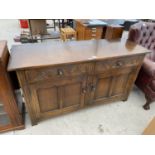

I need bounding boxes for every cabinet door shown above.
[87,67,136,105]
[29,75,87,120]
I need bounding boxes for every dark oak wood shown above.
[0,41,24,132]
[7,39,150,125]
[105,25,124,40]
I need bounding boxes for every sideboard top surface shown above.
[7,39,150,71]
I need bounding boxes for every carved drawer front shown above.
[95,56,142,74]
[25,63,88,83]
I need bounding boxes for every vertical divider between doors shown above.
[58,86,64,110]
[108,76,116,97]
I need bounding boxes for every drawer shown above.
[85,27,103,39]
[25,63,89,83]
[95,56,142,74]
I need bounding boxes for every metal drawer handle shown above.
[92,30,97,32]
[91,34,96,37]
[91,85,96,92]
[113,61,123,68]
[91,28,97,30]
[116,61,123,67]
[57,69,64,76]
[82,88,87,94]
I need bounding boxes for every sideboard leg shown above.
[122,96,128,102]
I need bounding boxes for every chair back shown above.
[128,22,155,61]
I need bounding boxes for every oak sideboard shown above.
[7,39,150,125]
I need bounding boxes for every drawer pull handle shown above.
[91,85,96,92]
[113,61,123,68]
[57,69,63,76]
[116,61,123,67]
[91,34,96,36]
[82,88,87,94]
[92,30,97,32]
[91,28,96,30]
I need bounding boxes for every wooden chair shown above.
[60,27,77,41]
[128,22,155,110]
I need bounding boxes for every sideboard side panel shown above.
[17,70,38,125]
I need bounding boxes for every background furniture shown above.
[75,20,107,40]
[48,19,74,30]
[75,19,126,41]
[8,39,149,125]
[141,19,155,23]
[123,19,139,31]
[57,19,74,28]
[28,19,60,42]
[128,22,155,110]
[102,19,139,31]
[60,27,76,41]
[102,19,125,26]
[28,19,47,36]
[28,19,74,42]
[105,24,124,40]
[0,41,24,132]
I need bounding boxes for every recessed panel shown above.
[63,83,81,108]
[112,74,129,96]
[94,77,112,99]
[37,87,59,113]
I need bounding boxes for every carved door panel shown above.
[29,75,87,120]
[87,67,135,105]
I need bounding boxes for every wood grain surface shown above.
[8,39,150,71]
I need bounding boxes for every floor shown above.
[0,19,155,135]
